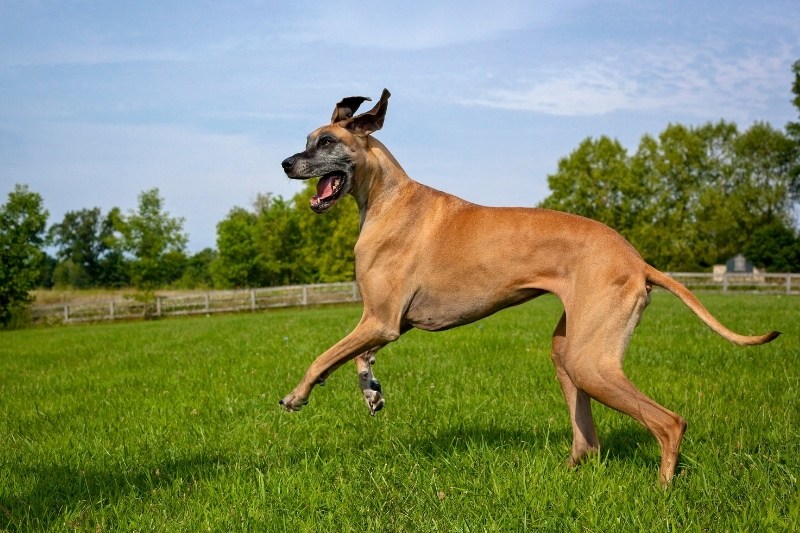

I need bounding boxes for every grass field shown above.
[1,292,798,531]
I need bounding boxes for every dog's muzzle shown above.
[281,156,351,214]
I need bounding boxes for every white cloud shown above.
[461,42,797,123]
[461,65,637,116]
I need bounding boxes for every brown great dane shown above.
[279,89,779,485]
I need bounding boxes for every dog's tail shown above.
[645,265,780,346]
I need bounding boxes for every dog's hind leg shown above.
[573,361,686,486]
[564,290,687,486]
[551,312,600,467]
[355,347,385,415]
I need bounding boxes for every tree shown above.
[49,207,113,288]
[213,194,305,288]
[254,194,304,286]
[541,121,797,271]
[685,122,743,267]
[732,122,795,224]
[786,59,800,200]
[117,188,188,289]
[212,207,261,288]
[37,253,57,289]
[744,221,800,272]
[0,184,49,327]
[178,248,217,288]
[540,136,643,234]
[293,181,360,283]
[212,183,361,288]
[690,122,795,269]
[93,208,130,287]
[631,123,725,270]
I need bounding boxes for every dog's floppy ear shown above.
[331,96,372,123]
[342,89,390,135]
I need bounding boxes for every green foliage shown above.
[212,182,359,288]
[292,181,359,283]
[541,136,642,234]
[115,188,188,289]
[744,221,800,272]
[177,248,217,288]
[0,295,796,530]
[787,59,800,199]
[0,184,48,327]
[36,254,57,289]
[733,122,796,222]
[51,259,90,289]
[542,121,800,271]
[48,207,126,288]
[212,206,262,288]
[253,194,305,286]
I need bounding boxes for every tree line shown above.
[542,120,799,271]
[2,181,357,290]
[2,61,800,327]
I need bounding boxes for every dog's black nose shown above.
[281,156,295,172]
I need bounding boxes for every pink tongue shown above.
[315,176,335,200]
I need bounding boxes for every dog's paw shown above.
[364,390,384,416]
[279,393,308,412]
[362,380,385,416]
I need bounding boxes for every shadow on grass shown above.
[0,422,664,530]
[0,452,229,532]
[407,424,569,457]
[402,419,658,468]
[601,423,659,462]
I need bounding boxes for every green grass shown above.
[1,293,798,531]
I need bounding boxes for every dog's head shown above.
[281,89,390,214]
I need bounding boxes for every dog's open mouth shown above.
[310,171,348,213]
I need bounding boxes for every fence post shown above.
[109,300,115,320]
[787,274,792,296]
[722,274,728,293]
[63,304,69,323]
[250,289,256,312]
[204,293,210,314]
[156,296,162,317]
[302,285,308,306]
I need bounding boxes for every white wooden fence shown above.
[30,273,798,325]
[666,272,800,295]
[31,282,361,325]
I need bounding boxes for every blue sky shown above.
[1,1,799,251]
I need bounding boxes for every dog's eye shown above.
[318,136,336,147]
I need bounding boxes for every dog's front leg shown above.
[355,348,384,415]
[280,317,398,412]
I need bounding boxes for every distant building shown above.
[726,253,753,274]
[713,254,763,283]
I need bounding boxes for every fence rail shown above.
[31,282,361,325]
[666,272,800,295]
[30,273,798,326]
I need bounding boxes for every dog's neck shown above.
[351,137,414,226]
